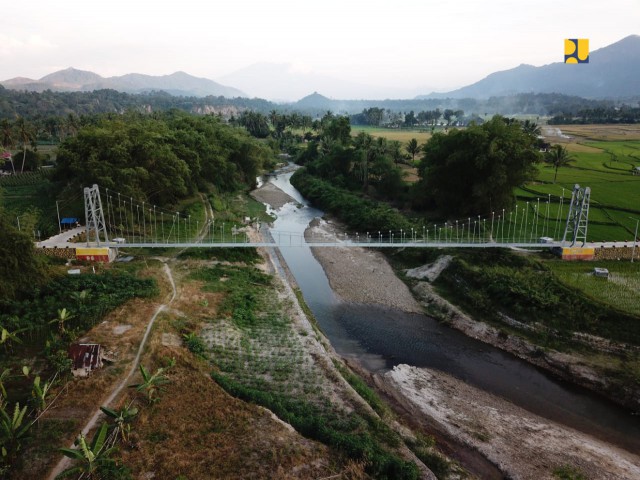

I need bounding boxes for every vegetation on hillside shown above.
[55,111,275,207]
[0,195,49,301]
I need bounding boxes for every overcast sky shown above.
[1,0,638,99]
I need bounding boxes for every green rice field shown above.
[547,260,640,317]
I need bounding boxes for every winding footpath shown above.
[47,262,177,480]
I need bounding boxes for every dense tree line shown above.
[350,108,467,128]
[0,85,278,120]
[548,105,640,124]
[2,84,635,123]
[55,111,275,207]
[293,115,541,231]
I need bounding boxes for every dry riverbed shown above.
[305,218,423,313]
[377,364,640,480]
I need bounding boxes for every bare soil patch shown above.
[120,347,336,480]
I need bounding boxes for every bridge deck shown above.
[97,241,564,248]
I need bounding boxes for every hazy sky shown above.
[1,0,638,99]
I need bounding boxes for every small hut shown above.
[68,343,103,377]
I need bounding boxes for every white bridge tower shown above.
[562,184,591,247]
[83,184,109,246]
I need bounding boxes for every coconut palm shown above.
[545,145,575,183]
[1,120,15,174]
[522,119,541,136]
[15,117,35,174]
[406,138,420,163]
[388,140,404,165]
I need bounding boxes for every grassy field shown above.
[546,259,640,317]
[552,124,640,141]
[351,125,434,143]
[381,124,640,243]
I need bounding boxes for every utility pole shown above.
[630,217,639,263]
[56,201,62,234]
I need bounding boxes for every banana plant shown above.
[59,422,116,479]
[0,403,30,466]
[129,364,170,404]
[0,369,10,400]
[100,403,138,443]
[70,289,90,305]
[31,375,54,419]
[49,308,75,335]
[0,326,23,353]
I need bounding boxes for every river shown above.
[264,169,640,455]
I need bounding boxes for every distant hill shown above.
[218,62,420,101]
[0,67,246,98]
[295,92,334,109]
[418,35,640,100]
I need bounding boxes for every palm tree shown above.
[545,145,575,183]
[59,423,117,479]
[1,119,15,174]
[522,119,541,137]
[406,138,420,163]
[388,140,404,165]
[15,117,35,174]
[49,308,75,335]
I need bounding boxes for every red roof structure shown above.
[68,343,103,376]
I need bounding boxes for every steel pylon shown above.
[84,184,109,246]
[562,184,591,247]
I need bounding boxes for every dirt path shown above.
[47,262,177,480]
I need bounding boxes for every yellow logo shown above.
[565,39,589,63]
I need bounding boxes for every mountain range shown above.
[0,68,245,98]
[419,35,640,100]
[1,35,639,102]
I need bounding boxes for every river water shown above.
[264,170,640,454]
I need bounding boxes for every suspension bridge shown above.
[54,183,603,253]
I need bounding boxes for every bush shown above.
[291,168,412,233]
[183,332,207,357]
